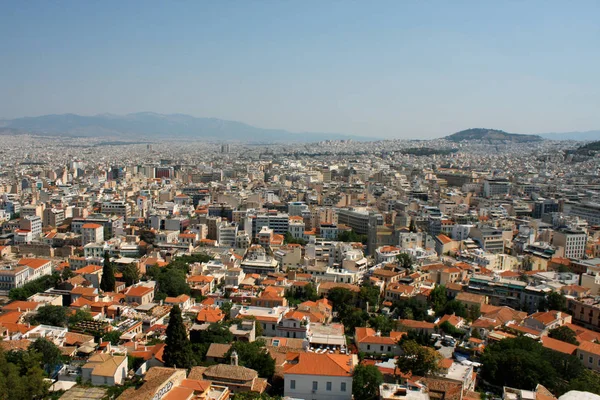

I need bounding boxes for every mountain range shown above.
[0,113,598,142]
[0,112,372,143]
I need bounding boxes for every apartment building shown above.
[101,201,131,219]
[552,228,587,259]
[81,223,104,246]
[20,215,42,238]
[43,207,65,228]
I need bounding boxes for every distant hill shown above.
[571,140,600,156]
[0,112,374,143]
[445,128,543,143]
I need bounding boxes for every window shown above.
[326,382,332,391]
[388,346,392,352]
[341,382,347,392]
[367,345,370,350]
[290,380,296,389]
[590,356,594,364]
[313,381,318,391]
[380,346,384,351]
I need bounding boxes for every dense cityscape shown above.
[0,131,598,400]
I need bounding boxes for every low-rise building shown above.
[284,352,356,400]
[82,354,128,386]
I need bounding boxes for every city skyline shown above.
[1,1,600,138]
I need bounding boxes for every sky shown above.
[1,1,599,139]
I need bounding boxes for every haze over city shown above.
[1,1,600,139]
[3,3,600,400]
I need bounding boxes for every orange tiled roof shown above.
[17,258,51,270]
[284,353,353,377]
[197,308,225,323]
[578,340,600,356]
[541,336,577,355]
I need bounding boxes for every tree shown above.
[304,283,319,302]
[103,331,123,345]
[548,326,579,345]
[442,300,468,318]
[68,308,93,326]
[393,298,431,322]
[343,309,369,334]
[139,229,156,245]
[467,304,481,321]
[31,305,68,327]
[227,341,275,379]
[0,348,49,400]
[429,285,447,314]
[359,285,380,310]
[122,263,140,286]
[9,272,61,301]
[284,232,306,246]
[397,340,441,376]
[100,252,116,292]
[220,302,233,321]
[149,266,190,301]
[409,218,417,233]
[30,338,62,373]
[190,323,233,345]
[544,292,568,312]
[327,288,356,313]
[396,253,413,269]
[439,321,461,337]
[61,267,74,281]
[399,330,435,347]
[478,336,594,394]
[163,305,193,369]
[369,315,394,336]
[338,230,368,244]
[352,364,383,400]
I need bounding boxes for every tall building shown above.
[483,178,511,198]
[217,222,238,248]
[253,213,289,236]
[533,198,559,219]
[43,208,65,228]
[20,215,42,237]
[337,208,382,235]
[553,228,588,259]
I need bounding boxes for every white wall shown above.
[284,374,352,400]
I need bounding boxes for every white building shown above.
[288,217,306,240]
[82,354,128,386]
[553,228,588,259]
[284,353,356,400]
[20,215,42,238]
[81,223,104,246]
[101,201,131,218]
[217,222,238,248]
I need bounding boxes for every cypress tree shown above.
[409,218,417,233]
[163,305,193,368]
[100,252,116,292]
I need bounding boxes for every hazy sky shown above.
[1,1,599,139]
